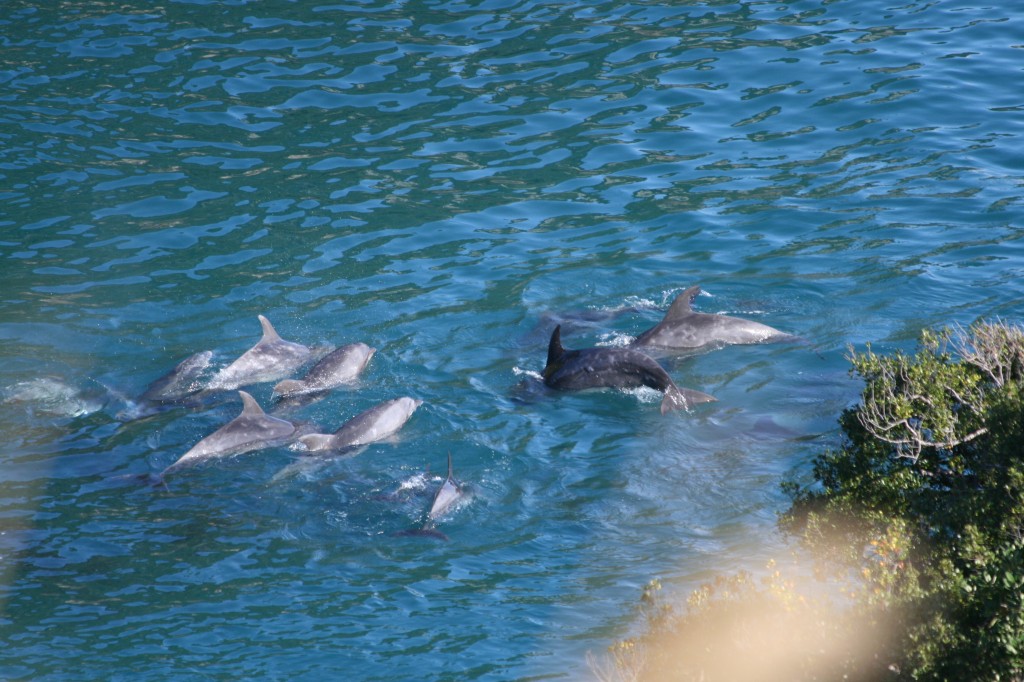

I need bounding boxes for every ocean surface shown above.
[2,0,1022,679]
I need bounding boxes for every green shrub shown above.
[596,321,1024,681]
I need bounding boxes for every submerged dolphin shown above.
[207,315,312,391]
[273,342,375,398]
[118,350,214,421]
[298,396,422,452]
[398,453,465,541]
[160,390,298,477]
[543,326,716,414]
[632,285,793,352]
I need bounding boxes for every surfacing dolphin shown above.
[117,350,214,421]
[272,342,375,405]
[159,390,299,479]
[207,315,312,391]
[543,325,716,414]
[631,285,794,352]
[397,453,465,541]
[298,396,422,452]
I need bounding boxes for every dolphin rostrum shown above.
[543,325,716,414]
[273,342,376,398]
[160,390,298,477]
[631,285,793,352]
[298,396,422,452]
[207,315,312,391]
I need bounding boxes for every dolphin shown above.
[427,452,463,522]
[3,376,106,418]
[397,453,465,541]
[159,390,298,478]
[117,350,214,421]
[207,315,312,391]
[298,396,422,452]
[272,342,375,399]
[631,285,793,352]
[542,325,716,414]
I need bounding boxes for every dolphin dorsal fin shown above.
[663,286,702,322]
[238,390,266,417]
[446,452,453,481]
[257,315,282,343]
[547,325,566,367]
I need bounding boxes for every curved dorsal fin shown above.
[257,315,282,343]
[547,325,565,367]
[663,285,702,322]
[238,390,266,417]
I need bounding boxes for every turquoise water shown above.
[2,0,1023,678]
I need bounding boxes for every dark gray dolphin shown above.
[543,326,716,414]
[298,396,422,452]
[160,390,298,478]
[208,315,312,391]
[117,350,214,421]
[273,342,375,399]
[632,285,793,352]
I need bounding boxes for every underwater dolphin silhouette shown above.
[117,350,214,421]
[542,325,716,414]
[631,285,793,352]
[207,315,311,391]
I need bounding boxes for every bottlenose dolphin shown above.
[632,285,793,352]
[298,396,422,452]
[427,453,463,522]
[397,453,465,541]
[160,390,298,477]
[117,350,214,421]
[543,326,716,414]
[207,315,312,391]
[273,342,375,399]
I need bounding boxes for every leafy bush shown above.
[595,321,1024,681]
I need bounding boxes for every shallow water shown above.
[2,0,1023,679]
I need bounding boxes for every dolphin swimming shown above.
[207,315,312,391]
[298,396,422,452]
[397,453,465,540]
[631,285,793,352]
[160,390,298,478]
[426,453,463,522]
[118,350,214,421]
[273,342,375,398]
[543,325,716,414]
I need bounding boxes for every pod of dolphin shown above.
[128,284,794,540]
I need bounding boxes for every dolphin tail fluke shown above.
[661,385,717,415]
